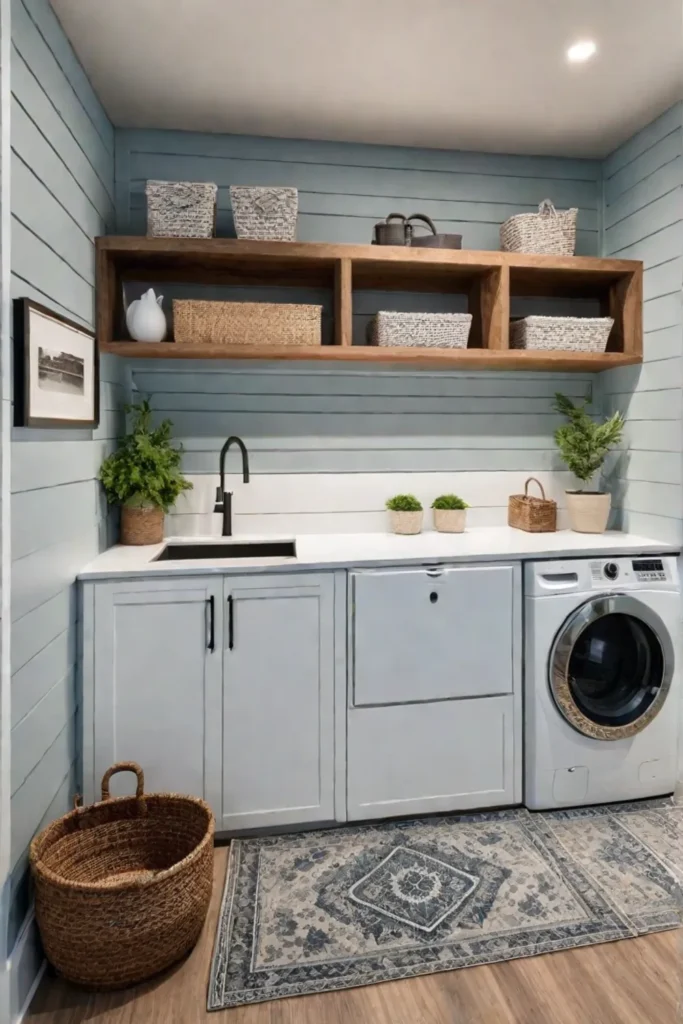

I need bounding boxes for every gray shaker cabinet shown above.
[82,577,224,817]
[221,573,336,831]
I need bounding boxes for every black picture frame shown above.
[13,298,100,428]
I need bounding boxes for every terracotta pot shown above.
[566,491,611,534]
[120,505,165,545]
[389,510,423,535]
[433,508,466,533]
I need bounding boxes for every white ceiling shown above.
[51,0,683,158]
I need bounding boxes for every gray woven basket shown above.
[510,316,614,353]
[500,199,577,255]
[146,181,217,238]
[371,312,472,349]
[230,187,298,241]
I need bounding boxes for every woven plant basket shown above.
[371,312,472,349]
[500,199,578,255]
[121,505,164,545]
[30,762,214,990]
[146,181,217,238]
[173,300,321,346]
[510,316,613,353]
[230,186,298,241]
[508,477,557,533]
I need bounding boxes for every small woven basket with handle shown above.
[500,199,577,255]
[508,477,557,533]
[30,762,214,990]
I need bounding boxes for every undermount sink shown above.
[154,540,296,561]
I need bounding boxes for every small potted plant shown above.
[553,392,624,534]
[99,399,192,545]
[386,494,423,535]
[431,494,468,533]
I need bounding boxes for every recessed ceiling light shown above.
[567,40,597,63]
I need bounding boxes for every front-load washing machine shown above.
[525,555,681,810]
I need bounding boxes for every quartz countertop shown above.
[77,528,680,581]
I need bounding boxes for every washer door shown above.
[549,595,674,740]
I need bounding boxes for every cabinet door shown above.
[347,696,515,820]
[92,578,223,817]
[350,565,514,705]
[222,573,335,831]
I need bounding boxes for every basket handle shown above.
[524,476,547,500]
[101,761,145,802]
[538,199,557,218]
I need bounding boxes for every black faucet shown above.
[214,436,250,536]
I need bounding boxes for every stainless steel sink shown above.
[154,541,296,561]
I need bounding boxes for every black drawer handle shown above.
[206,596,215,651]
[227,594,234,650]
[430,591,439,603]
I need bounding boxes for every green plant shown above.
[553,392,624,489]
[431,494,468,510]
[99,399,192,511]
[386,494,423,512]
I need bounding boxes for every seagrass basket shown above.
[173,299,322,346]
[508,477,557,533]
[30,762,214,989]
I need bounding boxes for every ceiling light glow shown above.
[567,40,597,63]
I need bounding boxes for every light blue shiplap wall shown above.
[600,103,683,544]
[7,0,122,985]
[118,129,601,476]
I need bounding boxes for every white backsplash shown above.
[167,472,577,536]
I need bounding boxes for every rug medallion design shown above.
[208,802,682,1009]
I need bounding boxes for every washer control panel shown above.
[632,558,667,582]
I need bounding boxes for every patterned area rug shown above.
[208,800,683,1009]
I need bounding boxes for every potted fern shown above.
[99,399,192,545]
[431,494,468,533]
[386,494,423,535]
[553,393,624,533]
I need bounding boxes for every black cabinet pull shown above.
[207,596,215,651]
[227,594,234,650]
[430,591,439,603]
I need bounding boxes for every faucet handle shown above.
[213,485,224,513]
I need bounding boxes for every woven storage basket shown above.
[500,199,577,255]
[510,316,613,353]
[173,300,321,346]
[508,477,557,533]
[371,312,472,349]
[30,762,214,990]
[146,180,217,238]
[230,186,298,241]
[120,506,164,545]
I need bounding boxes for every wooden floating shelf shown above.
[96,237,644,372]
[101,342,641,372]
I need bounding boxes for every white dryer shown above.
[525,555,681,810]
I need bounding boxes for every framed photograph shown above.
[14,298,99,428]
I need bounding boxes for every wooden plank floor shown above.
[28,847,682,1024]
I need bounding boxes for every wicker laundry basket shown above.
[508,477,557,533]
[30,762,214,989]
[500,199,577,255]
[510,316,613,353]
[173,300,321,346]
[371,312,472,349]
[146,180,217,238]
[230,186,298,241]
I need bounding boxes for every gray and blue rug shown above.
[208,800,683,1009]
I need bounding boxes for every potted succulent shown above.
[99,399,192,545]
[431,494,469,533]
[553,392,624,534]
[386,494,423,535]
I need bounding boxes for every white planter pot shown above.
[433,508,466,533]
[566,491,611,533]
[389,510,423,535]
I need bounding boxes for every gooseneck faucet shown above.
[214,436,250,536]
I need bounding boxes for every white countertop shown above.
[77,528,680,581]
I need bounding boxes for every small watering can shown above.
[372,213,446,246]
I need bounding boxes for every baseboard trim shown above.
[8,910,45,1024]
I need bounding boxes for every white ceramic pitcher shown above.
[126,288,167,343]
